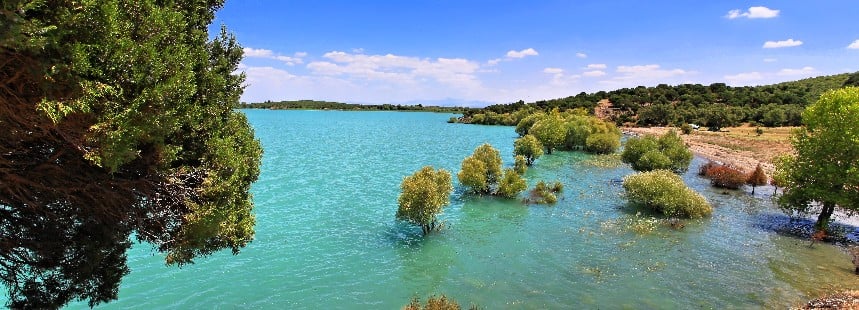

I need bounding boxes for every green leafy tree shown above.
[397,167,454,235]
[621,131,692,173]
[1,1,261,308]
[457,143,502,194]
[775,87,859,232]
[585,133,621,154]
[457,156,488,193]
[513,134,543,165]
[623,170,712,218]
[513,155,528,175]
[530,112,566,154]
[515,112,544,137]
[497,168,527,198]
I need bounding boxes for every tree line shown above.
[240,99,469,113]
[457,71,858,129]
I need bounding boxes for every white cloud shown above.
[777,66,817,76]
[724,72,763,84]
[848,40,859,49]
[243,47,274,58]
[576,52,588,59]
[599,64,690,87]
[763,39,803,48]
[583,70,606,77]
[586,63,607,69]
[487,58,502,66]
[726,6,779,19]
[243,47,305,65]
[306,51,481,90]
[506,48,539,59]
[543,67,564,74]
[763,58,777,63]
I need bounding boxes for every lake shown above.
[66,110,857,309]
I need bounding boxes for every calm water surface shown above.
[65,110,856,309]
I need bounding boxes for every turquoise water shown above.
[59,110,855,309]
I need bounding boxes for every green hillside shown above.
[462,71,857,128]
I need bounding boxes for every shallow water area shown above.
[49,110,856,309]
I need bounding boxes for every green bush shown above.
[513,155,527,175]
[680,123,693,135]
[497,169,527,198]
[622,170,712,218]
[621,130,692,173]
[585,133,621,154]
[524,180,563,205]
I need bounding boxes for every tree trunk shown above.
[421,224,429,235]
[751,185,756,194]
[546,147,553,155]
[815,203,835,233]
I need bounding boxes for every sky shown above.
[212,1,859,106]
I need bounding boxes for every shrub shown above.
[497,169,527,198]
[513,155,527,175]
[524,180,563,204]
[680,123,693,135]
[404,295,477,310]
[513,134,543,165]
[698,161,719,176]
[704,164,746,189]
[746,163,768,194]
[621,130,692,173]
[622,170,712,218]
[447,117,458,123]
[585,133,620,154]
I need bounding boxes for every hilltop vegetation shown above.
[240,99,468,113]
[459,72,856,128]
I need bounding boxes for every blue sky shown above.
[212,1,859,106]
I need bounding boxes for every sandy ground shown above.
[622,125,795,176]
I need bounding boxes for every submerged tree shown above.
[457,143,502,194]
[746,163,768,194]
[0,1,261,308]
[397,166,453,235]
[513,134,543,165]
[621,130,692,173]
[775,87,859,232]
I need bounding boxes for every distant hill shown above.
[238,99,470,113]
[460,71,857,128]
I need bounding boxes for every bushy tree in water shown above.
[458,144,526,198]
[746,163,768,194]
[529,111,566,154]
[621,130,692,173]
[397,166,453,235]
[623,170,712,218]
[775,87,859,232]
[0,1,262,307]
[513,134,543,165]
[458,143,502,194]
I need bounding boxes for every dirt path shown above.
[623,125,795,176]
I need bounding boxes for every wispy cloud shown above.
[506,48,539,59]
[726,6,779,19]
[763,39,803,49]
[724,72,763,84]
[243,47,306,66]
[763,58,777,63]
[543,67,564,74]
[586,64,607,69]
[848,40,859,49]
[582,70,606,77]
[576,52,588,59]
[777,66,817,76]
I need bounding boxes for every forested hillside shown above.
[461,71,857,129]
